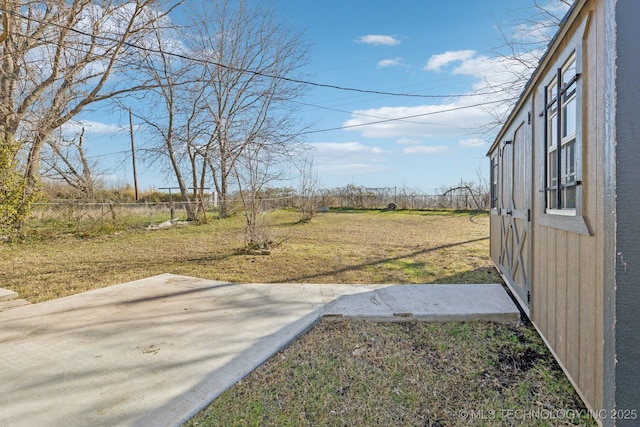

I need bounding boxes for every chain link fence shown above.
[31,189,489,222]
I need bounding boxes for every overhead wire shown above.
[300,98,516,135]
[0,4,521,141]
[1,5,507,100]
[292,100,471,127]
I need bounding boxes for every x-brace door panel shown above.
[497,120,532,312]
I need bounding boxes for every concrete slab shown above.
[0,298,30,312]
[323,284,520,323]
[0,287,18,302]
[0,274,519,427]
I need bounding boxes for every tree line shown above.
[0,0,310,244]
[0,0,571,242]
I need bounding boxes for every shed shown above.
[487,0,639,425]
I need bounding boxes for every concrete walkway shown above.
[0,274,519,427]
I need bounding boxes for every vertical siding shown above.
[528,1,604,415]
[592,1,605,410]
[545,227,557,349]
[534,224,548,334]
[489,0,607,415]
[579,231,597,407]
[489,213,501,265]
[555,230,568,362]
[566,231,581,383]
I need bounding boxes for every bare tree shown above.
[130,0,309,221]
[482,0,574,132]
[186,0,310,218]
[133,22,201,220]
[0,0,179,229]
[297,157,321,222]
[41,128,105,199]
[233,141,287,250]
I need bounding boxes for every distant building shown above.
[487,0,640,425]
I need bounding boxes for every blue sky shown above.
[74,0,569,193]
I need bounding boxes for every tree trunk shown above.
[22,132,49,209]
[218,170,229,218]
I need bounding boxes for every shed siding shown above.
[489,214,501,264]
[531,3,604,413]
[583,1,604,410]
[490,0,606,415]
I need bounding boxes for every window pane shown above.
[548,190,558,209]
[549,81,557,104]
[563,97,576,138]
[549,114,558,147]
[563,186,576,209]
[560,141,576,209]
[491,157,498,208]
[549,152,557,182]
[548,150,557,211]
[561,141,576,184]
[563,81,576,100]
[567,141,576,178]
[563,59,576,85]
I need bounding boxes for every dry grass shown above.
[0,209,498,303]
[0,208,595,426]
[186,321,595,427]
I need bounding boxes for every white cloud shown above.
[342,103,492,139]
[347,31,548,141]
[396,138,422,145]
[355,34,400,46]
[377,58,403,68]
[316,162,390,175]
[445,49,542,99]
[62,120,127,135]
[402,145,448,155]
[311,141,387,155]
[309,142,390,176]
[424,50,476,71]
[459,138,486,147]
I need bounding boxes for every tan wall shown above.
[489,0,606,415]
[489,213,501,264]
[531,2,604,413]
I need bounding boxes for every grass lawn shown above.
[0,208,596,426]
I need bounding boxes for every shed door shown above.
[498,120,531,312]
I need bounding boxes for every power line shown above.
[291,100,487,129]
[1,5,522,141]
[300,98,515,135]
[1,5,501,100]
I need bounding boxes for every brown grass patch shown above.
[0,209,499,303]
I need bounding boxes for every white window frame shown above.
[544,52,580,216]
[535,16,592,236]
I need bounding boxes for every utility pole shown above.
[129,109,139,201]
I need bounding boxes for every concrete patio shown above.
[0,274,519,426]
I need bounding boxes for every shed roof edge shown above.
[486,0,589,156]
